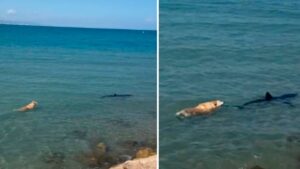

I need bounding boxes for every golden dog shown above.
[176,100,223,118]
[15,100,38,112]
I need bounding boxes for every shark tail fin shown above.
[265,92,273,100]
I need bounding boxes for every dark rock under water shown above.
[108,118,133,128]
[76,138,157,169]
[76,141,125,168]
[286,133,300,143]
[118,139,156,153]
[71,130,88,139]
[42,151,65,164]
[41,151,66,169]
[249,165,265,169]
[76,150,124,169]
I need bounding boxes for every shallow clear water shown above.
[160,1,300,169]
[0,24,156,169]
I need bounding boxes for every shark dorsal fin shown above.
[265,92,273,100]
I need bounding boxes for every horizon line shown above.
[0,23,157,32]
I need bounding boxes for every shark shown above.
[238,92,297,109]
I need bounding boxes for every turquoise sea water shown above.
[0,24,156,169]
[160,1,300,169]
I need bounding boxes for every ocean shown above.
[0,24,157,169]
[159,1,300,169]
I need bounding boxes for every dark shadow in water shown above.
[100,94,133,99]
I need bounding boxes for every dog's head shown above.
[213,100,224,107]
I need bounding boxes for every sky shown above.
[0,0,157,30]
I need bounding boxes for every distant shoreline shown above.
[0,23,157,32]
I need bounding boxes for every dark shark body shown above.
[101,93,132,98]
[239,92,297,109]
